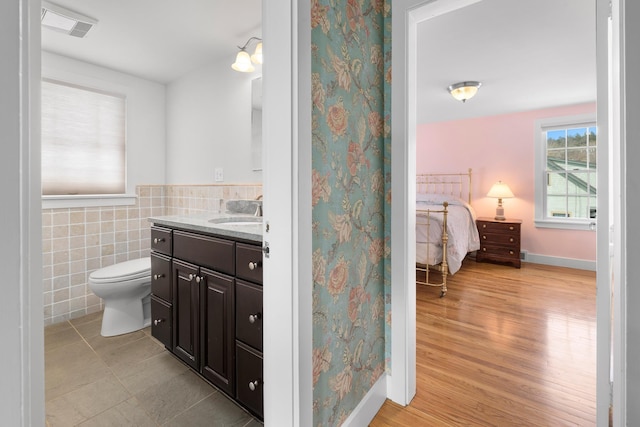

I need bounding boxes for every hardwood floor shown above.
[370,259,597,426]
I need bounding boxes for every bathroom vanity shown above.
[148,214,263,419]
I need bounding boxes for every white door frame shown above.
[389,0,482,404]
[390,2,618,426]
[262,0,313,425]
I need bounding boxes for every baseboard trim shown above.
[342,374,387,427]
[524,253,596,271]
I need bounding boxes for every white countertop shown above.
[148,213,263,243]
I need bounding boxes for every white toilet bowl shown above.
[89,257,152,337]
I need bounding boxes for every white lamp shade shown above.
[231,50,255,72]
[251,42,263,64]
[487,181,514,199]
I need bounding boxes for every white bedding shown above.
[416,194,480,274]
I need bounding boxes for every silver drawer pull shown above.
[153,318,164,326]
[153,274,164,280]
[249,313,262,324]
[195,276,201,283]
[509,250,514,255]
[188,274,194,280]
[153,237,165,244]
[509,226,514,231]
[248,380,260,391]
[248,261,261,270]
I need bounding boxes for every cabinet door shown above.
[236,279,263,351]
[150,252,172,301]
[172,259,200,370]
[150,296,172,349]
[236,341,263,419]
[200,268,235,396]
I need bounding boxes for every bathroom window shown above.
[41,79,126,196]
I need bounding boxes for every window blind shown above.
[41,79,126,195]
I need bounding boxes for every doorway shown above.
[390,0,614,425]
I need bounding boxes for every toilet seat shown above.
[89,258,151,284]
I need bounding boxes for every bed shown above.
[416,169,480,297]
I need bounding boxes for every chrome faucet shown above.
[254,202,263,217]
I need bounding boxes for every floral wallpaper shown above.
[311,0,391,425]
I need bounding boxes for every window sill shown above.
[535,218,597,231]
[42,194,138,209]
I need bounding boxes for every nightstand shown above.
[476,217,522,268]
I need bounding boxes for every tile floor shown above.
[45,311,262,426]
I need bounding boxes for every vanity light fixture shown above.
[487,180,515,221]
[232,37,263,73]
[447,81,482,103]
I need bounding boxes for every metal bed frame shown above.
[416,169,472,297]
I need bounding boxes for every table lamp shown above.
[487,181,514,220]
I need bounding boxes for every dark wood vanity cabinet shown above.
[150,224,263,420]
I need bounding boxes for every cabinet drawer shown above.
[480,232,520,247]
[480,244,520,259]
[150,253,172,301]
[477,221,520,234]
[173,230,235,275]
[236,243,263,285]
[150,296,172,349]
[236,280,263,351]
[236,341,263,419]
[151,226,173,255]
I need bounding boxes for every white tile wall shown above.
[43,183,262,325]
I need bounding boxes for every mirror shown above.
[251,77,262,171]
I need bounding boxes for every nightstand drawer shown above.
[480,232,520,247]
[480,244,519,258]
[478,221,520,234]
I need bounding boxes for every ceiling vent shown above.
[41,1,97,38]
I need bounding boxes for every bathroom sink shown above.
[208,217,262,226]
[216,221,262,226]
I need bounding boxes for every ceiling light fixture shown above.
[41,1,97,38]
[447,81,482,103]
[232,37,263,73]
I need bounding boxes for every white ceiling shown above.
[41,0,595,123]
[41,0,262,84]
[417,0,596,123]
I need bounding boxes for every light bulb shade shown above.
[447,81,482,103]
[487,181,514,199]
[231,50,255,72]
[251,42,263,64]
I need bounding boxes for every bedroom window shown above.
[534,114,597,230]
[41,78,128,203]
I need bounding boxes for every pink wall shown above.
[417,102,597,263]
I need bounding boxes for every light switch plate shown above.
[214,168,224,182]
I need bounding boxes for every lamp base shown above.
[494,206,506,221]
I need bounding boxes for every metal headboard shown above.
[416,168,472,204]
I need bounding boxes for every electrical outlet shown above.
[214,168,224,182]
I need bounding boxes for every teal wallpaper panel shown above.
[311,0,392,425]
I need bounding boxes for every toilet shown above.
[88,257,152,337]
